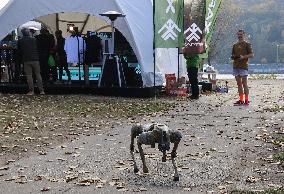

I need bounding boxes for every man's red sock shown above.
[245,94,249,102]
[239,93,244,102]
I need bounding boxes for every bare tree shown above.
[207,0,242,65]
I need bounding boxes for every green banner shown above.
[201,0,222,58]
[154,0,184,48]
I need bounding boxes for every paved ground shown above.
[0,80,283,194]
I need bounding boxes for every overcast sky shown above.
[0,0,9,10]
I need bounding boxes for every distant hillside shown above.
[210,0,284,64]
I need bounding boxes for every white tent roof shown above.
[0,0,9,10]
[36,13,113,37]
[0,0,187,87]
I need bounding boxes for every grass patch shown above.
[249,74,277,80]
[274,152,284,162]
[231,188,284,194]
[58,98,173,118]
[263,105,284,113]
[0,94,174,162]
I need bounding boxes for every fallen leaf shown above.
[96,184,103,188]
[65,175,78,183]
[38,151,47,155]
[246,176,259,183]
[6,160,16,164]
[0,166,9,171]
[77,182,91,186]
[41,187,50,192]
[57,158,67,161]
[118,188,128,192]
[218,185,226,190]
[34,175,45,181]
[139,188,148,191]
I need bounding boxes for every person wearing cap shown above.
[18,28,45,95]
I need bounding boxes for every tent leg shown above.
[98,54,107,87]
[116,56,121,87]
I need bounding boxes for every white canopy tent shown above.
[0,0,187,87]
[36,13,113,37]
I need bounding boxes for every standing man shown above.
[231,29,254,105]
[36,28,54,84]
[55,30,71,84]
[85,32,103,85]
[18,28,45,95]
[182,48,201,100]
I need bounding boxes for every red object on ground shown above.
[165,74,176,95]
[175,88,188,97]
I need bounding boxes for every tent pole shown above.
[76,35,81,81]
[154,51,156,100]
[111,20,115,54]
[80,14,90,35]
[56,13,59,31]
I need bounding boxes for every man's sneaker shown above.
[244,100,250,106]
[40,91,45,95]
[26,91,34,96]
[234,100,244,106]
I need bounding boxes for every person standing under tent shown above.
[231,29,254,105]
[55,30,71,84]
[182,48,202,100]
[18,28,45,95]
[84,32,103,85]
[36,28,54,84]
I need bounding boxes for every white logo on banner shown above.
[166,0,176,14]
[158,19,181,41]
[184,23,202,42]
[205,0,216,33]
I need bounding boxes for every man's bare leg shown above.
[242,75,249,103]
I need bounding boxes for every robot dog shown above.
[130,123,182,181]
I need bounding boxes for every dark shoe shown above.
[244,100,250,106]
[189,95,199,100]
[234,100,244,106]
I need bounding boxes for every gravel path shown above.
[0,80,283,194]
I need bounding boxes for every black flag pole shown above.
[177,47,180,80]
[153,0,156,100]
[178,0,185,84]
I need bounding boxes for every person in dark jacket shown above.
[84,32,103,85]
[55,30,71,84]
[36,28,54,84]
[18,28,44,95]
